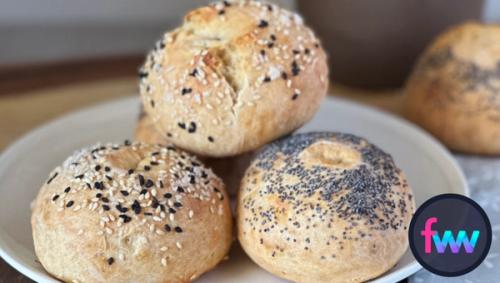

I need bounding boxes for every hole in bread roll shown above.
[299,141,361,169]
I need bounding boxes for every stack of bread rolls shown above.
[31,1,415,283]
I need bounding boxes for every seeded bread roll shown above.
[237,132,415,283]
[404,22,500,154]
[135,108,254,196]
[139,0,329,157]
[31,142,232,283]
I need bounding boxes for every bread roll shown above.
[237,132,414,283]
[405,22,500,154]
[135,108,254,196]
[139,0,328,157]
[32,142,232,283]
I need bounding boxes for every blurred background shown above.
[1,0,499,92]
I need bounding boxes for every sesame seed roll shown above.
[31,142,232,283]
[237,132,415,283]
[139,0,329,157]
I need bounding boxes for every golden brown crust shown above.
[404,22,500,155]
[135,112,254,196]
[139,0,329,157]
[237,132,415,283]
[32,142,232,283]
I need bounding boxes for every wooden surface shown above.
[0,59,405,283]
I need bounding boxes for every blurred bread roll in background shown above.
[404,22,500,155]
[139,0,328,157]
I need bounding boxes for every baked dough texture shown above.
[32,142,232,283]
[139,0,328,157]
[405,22,500,154]
[135,111,254,196]
[237,132,415,283]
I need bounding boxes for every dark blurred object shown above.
[298,0,484,89]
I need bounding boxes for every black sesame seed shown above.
[47,172,58,184]
[102,204,110,211]
[175,226,183,233]
[145,179,154,188]
[52,195,59,201]
[291,60,300,76]
[164,193,172,199]
[270,34,276,41]
[218,10,225,15]
[138,175,145,186]
[105,166,111,172]
[260,50,266,57]
[138,70,148,79]
[75,174,84,179]
[144,165,151,171]
[64,187,71,193]
[150,100,155,108]
[263,76,271,83]
[94,182,103,190]
[188,122,197,133]
[178,122,186,129]
[96,193,102,198]
[292,49,300,55]
[223,0,231,7]
[164,224,171,232]
[140,189,147,195]
[116,204,128,213]
[267,42,274,48]
[66,200,74,208]
[189,68,198,77]
[292,93,299,100]
[208,136,214,142]
[169,208,176,214]
[132,200,141,214]
[107,257,114,265]
[159,181,164,188]
[119,214,132,223]
[105,175,112,181]
[181,88,192,95]
[150,161,159,166]
[174,202,183,208]
[128,169,134,175]
[101,197,110,203]
[124,139,131,146]
[177,186,185,193]
[267,4,273,11]
[258,19,269,28]
[94,165,101,171]
[304,48,310,55]
[189,175,196,184]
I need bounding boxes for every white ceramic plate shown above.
[0,96,468,283]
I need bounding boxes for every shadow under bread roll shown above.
[238,132,415,283]
[135,109,253,197]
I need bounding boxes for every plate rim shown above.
[0,95,469,283]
